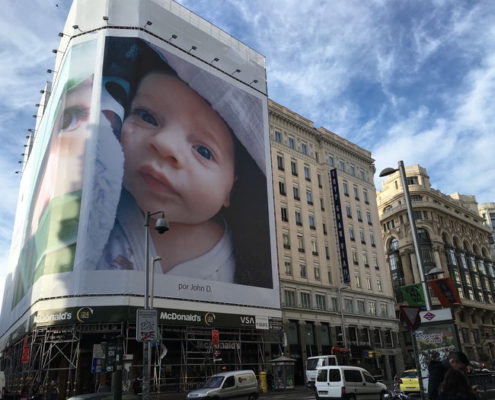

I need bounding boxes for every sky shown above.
[1,0,495,309]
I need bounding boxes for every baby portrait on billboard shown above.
[10,41,97,307]
[93,37,273,290]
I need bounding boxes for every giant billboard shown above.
[1,1,279,340]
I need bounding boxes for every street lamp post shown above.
[338,285,350,349]
[142,211,168,400]
[379,161,431,310]
[380,161,431,400]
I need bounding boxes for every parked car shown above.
[306,355,339,389]
[315,365,387,400]
[399,369,420,394]
[187,369,259,399]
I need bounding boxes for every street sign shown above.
[419,308,453,323]
[400,305,421,330]
[136,308,158,342]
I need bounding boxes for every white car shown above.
[315,365,387,400]
[187,369,259,399]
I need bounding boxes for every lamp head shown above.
[154,217,169,234]
[379,167,398,177]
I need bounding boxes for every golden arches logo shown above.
[204,312,216,326]
[76,307,94,323]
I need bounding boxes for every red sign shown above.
[21,347,30,364]
[213,349,221,358]
[21,336,30,364]
[428,277,462,307]
[331,346,350,353]
[211,329,219,346]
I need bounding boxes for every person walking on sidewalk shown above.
[438,368,477,400]
[428,351,470,400]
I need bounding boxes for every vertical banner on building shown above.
[21,335,30,364]
[330,169,350,283]
[211,329,220,346]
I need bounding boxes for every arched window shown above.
[444,233,463,298]
[417,228,435,272]
[390,238,399,252]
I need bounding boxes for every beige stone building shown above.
[377,165,495,365]
[478,203,495,260]
[269,100,402,384]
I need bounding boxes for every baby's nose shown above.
[149,127,185,167]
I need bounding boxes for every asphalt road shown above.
[261,388,316,399]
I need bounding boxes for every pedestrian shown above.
[438,368,477,400]
[428,351,470,400]
[48,380,59,400]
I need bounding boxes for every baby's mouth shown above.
[139,166,179,197]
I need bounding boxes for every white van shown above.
[306,355,338,388]
[186,370,259,399]
[315,366,387,400]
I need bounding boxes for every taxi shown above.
[399,369,420,394]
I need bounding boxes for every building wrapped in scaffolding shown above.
[0,0,282,396]
[4,309,282,396]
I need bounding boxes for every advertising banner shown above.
[415,324,458,395]
[1,29,278,338]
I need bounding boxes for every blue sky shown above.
[1,0,495,307]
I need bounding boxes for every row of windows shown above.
[345,204,373,225]
[283,259,329,282]
[274,130,311,156]
[276,154,322,184]
[279,181,322,208]
[348,226,376,246]
[351,249,379,270]
[280,206,327,233]
[326,154,369,183]
[283,289,390,317]
[342,180,369,204]
[282,232,330,257]
[286,320,396,348]
[352,274,383,292]
[382,210,431,232]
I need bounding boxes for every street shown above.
[261,387,316,399]
[160,386,317,400]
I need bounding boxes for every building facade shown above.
[377,165,495,366]
[478,203,495,260]
[269,101,402,384]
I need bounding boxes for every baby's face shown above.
[121,73,236,225]
[31,77,92,231]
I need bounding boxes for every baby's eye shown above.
[61,106,88,132]
[193,145,213,160]
[133,108,158,126]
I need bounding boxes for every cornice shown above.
[269,103,373,166]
